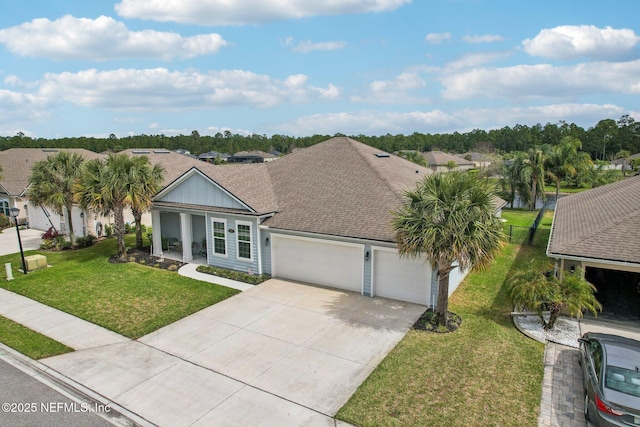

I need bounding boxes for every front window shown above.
[212,219,226,256]
[0,200,9,217]
[237,222,252,260]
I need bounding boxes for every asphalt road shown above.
[0,358,116,427]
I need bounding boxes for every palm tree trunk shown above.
[65,205,75,245]
[114,205,126,261]
[435,267,451,326]
[132,207,143,249]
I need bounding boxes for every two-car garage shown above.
[270,234,433,305]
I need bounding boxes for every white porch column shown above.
[151,210,163,256]
[180,212,193,262]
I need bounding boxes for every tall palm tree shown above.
[392,171,504,327]
[500,153,531,208]
[75,153,162,260]
[545,137,593,201]
[525,148,545,210]
[27,151,85,244]
[128,156,165,249]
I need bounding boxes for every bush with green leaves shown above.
[0,213,11,229]
[507,263,602,330]
[104,224,113,237]
[75,234,96,248]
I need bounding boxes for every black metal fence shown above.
[503,199,551,247]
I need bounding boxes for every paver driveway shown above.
[42,279,425,426]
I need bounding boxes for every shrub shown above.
[60,241,73,250]
[75,234,96,249]
[104,224,113,237]
[42,227,60,240]
[124,222,132,234]
[40,239,56,250]
[196,265,270,285]
[0,214,11,229]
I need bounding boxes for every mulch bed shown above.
[108,246,186,271]
[413,309,462,333]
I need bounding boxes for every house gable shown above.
[155,168,251,212]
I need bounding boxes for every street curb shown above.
[0,343,155,427]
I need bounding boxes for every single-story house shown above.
[151,137,473,306]
[0,147,202,237]
[0,148,104,234]
[227,150,278,163]
[423,151,475,172]
[197,151,230,163]
[547,175,640,318]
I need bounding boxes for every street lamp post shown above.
[9,207,27,274]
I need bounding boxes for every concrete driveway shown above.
[0,227,43,256]
[41,279,425,426]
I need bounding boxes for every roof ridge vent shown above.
[374,152,390,158]
[132,150,150,154]
[153,150,170,154]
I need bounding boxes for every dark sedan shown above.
[579,333,640,426]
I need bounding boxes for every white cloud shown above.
[285,38,347,53]
[523,25,640,60]
[462,34,504,43]
[115,0,411,25]
[441,60,640,100]
[0,89,50,125]
[425,32,451,44]
[445,51,513,69]
[35,68,341,110]
[0,15,228,60]
[351,72,427,103]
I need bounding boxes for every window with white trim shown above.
[211,219,227,256]
[0,200,9,217]
[236,221,252,260]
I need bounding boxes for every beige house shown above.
[422,151,475,172]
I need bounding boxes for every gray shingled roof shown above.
[262,137,432,242]
[0,148,103,196]
[547,175,640,264]
[423,151,475,167]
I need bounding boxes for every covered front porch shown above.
[151,209,208,263]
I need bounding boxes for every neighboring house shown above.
[151,137,463,306]
[462,152,493,169]
[423,151,475,172]
[0,147,201,238]
[228,150,278,163]
[197,151,230,163]
[611,152,640,172]
[0,148,104,234]
[547,175,640,316]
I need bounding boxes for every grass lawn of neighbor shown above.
[337,243,547,427]
[0,315,73,359]
[0,236,239,339]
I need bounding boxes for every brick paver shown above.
[538,343,586,427]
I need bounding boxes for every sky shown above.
[1,0,639,139]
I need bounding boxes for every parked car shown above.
[578,333,640,426]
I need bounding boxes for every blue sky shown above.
[1,0,639,139]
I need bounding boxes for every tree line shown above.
[2,115,638,159]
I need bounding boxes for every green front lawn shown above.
[0,316,73,359]
[501,208,539,227]
[0,237,239,339]
[337,244,546,426]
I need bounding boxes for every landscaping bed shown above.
[196,265,270,285]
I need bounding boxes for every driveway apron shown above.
[41,279,425,426]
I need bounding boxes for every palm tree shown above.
[128,156,165,249]
[525,148,545,211]
[75,153,162,260]
[500,153,531,208]
[27,151,85,244]
[508,265,601,330]
[545,137,593,201]
[392,171,504,327]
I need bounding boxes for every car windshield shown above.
[605,365,640,398]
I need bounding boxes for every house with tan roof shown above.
[150,137,467,305]
[547,175,640,319]
[423,151,475,172]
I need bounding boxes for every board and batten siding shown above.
[157,172,248,211]
[205,213,260,275]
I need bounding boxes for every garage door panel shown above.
[373,249,431,305]
[272,236,363,293]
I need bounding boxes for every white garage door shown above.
[271,235,363,293]
[373,248,431,305]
